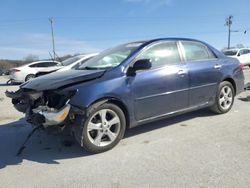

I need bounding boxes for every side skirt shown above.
[131,102,213,128]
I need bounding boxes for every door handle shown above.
[177,70,186,77]
[214,64,222,69]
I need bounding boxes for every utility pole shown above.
[49,17,56,60]
[225,15,233,49]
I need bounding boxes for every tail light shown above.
[239,63,244,70]
[11,68,20,72]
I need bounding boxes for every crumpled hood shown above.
[21,69,105,91]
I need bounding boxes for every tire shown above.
[210,81,235,114]
[80,103,126,153]
[25,74,35,82]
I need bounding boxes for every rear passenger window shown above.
[29,63,46,67]
[44,62,58,66]
[182,41,216,61]
[29,62,57,68]
[137,42,181,68]
[241,49,250,55]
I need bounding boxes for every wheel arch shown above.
[222,77,236,96]
[25,73,35,81]
[88,97,130,129]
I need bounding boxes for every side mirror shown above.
[133,59,152,70]
[127,59,152,76]
[237,53,241,57]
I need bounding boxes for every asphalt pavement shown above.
[0,69,250,188]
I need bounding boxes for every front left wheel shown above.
[80,103,126,153]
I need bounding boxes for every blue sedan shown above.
[6,38,245,153]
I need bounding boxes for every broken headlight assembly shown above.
[6,89,78,128]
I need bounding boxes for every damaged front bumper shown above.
[30,104,71,128]
[5,88,77,128]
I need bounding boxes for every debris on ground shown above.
[16,125,42,156]
[245,82,250,90]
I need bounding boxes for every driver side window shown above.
[136,42,181,68]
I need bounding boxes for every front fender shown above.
[66,76,134,114]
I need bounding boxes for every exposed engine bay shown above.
[5,88,76,128]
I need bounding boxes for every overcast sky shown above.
[0,0,249,59]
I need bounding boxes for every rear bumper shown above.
[9,72,25,83]
[236,79,245,95]
[234,68,245,95]
[244,83,250,90]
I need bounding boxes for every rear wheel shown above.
[80,103,126,153]
[25,74,35,81]
[210,81,235,114]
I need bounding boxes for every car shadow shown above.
[0,109,216,169]
[238,96,250,102]
[125,109,216,138]
[238,89,250,102]
[0,118,89,169]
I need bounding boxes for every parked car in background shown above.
[6,38,245,153]
[57,53,98,72]
[1,69,10,76]
[223,48,250,67]
[35,53,98,77]
[9,60,61,83]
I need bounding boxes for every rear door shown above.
[180,40,223,107]
[129,41,189,121]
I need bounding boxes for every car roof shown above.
[223,48,250,51]
[73,53,98,58]
[122,37,225,60]
[223,48,239,52]
[127,37,206,45]
[122,38,214,51]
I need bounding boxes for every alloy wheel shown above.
[219,85,233,110]
[87,109,121,147]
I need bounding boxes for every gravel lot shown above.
[0,70,250,188]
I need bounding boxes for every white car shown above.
[57,53,98,72]
[34,54,98,78]
[223,48,250,67]
[9,60,61,83]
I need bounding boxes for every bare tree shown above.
[23,54,39,62]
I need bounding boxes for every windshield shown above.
[62,56,83,66]
[78,42,143,70]
[223,50,238,56]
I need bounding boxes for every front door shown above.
[129,41,189,121]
